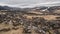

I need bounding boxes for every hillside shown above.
[0,6,60,34]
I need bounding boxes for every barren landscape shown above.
[0,6,60,34]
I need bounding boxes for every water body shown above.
[0,0,60,8]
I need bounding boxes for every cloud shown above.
[1,0,60,5]
[0,0,60,8]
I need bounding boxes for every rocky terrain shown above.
[0,6,60,34]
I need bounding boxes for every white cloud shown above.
[1,0,60,4]
[0,0,60,8]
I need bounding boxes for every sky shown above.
[0,0,60,8]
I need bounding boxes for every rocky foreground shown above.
[0,9,60,34]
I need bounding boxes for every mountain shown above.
[0,6,12,10]
[47,6,60,12]
[0,6,22,11]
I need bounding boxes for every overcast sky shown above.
[0,0,60,8]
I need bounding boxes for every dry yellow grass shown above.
[23,14,59,20]
[0,25,24,34]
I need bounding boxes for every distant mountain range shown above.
[0,6,21,11]
[0,6,60,12]
[0,6,12,10]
